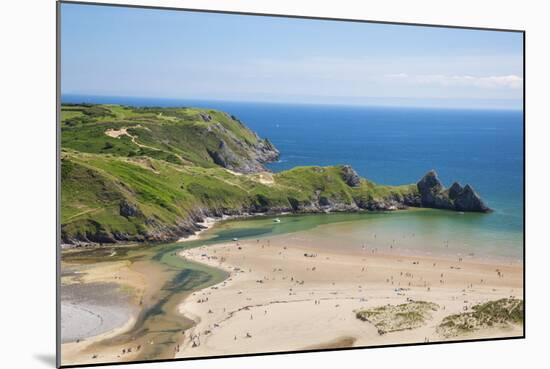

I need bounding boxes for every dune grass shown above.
[437,298,523,337]
[356,301,439,334]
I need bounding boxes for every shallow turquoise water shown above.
[198,210,523,262]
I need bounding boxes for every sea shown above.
[61,95,524,262]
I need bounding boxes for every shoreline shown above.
[173,209,523,267]
[60,210,523,364]
[61,209,283,249]
[59,259,149,365]
[177,217,218,243]
[62,208,522,266]
[60,228,227,366]
[174,231,523,357]
[61,205,489,250]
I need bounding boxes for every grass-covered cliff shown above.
[61,104,278,173]
[60,104,487,245]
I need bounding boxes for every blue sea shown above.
[62,95,524,261]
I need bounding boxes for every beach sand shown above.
[60,219,523,365]
[175,232,523,358]
[60,255,172,366]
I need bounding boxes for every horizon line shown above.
[60,93,524,112]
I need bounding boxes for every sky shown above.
[61,3,524,109]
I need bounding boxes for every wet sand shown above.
[60,259,145,343]
[175,231,522,357]
[61,283,135,343]
[60,241,226,366]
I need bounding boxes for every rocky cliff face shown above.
[62,207,217,245]
[255,138,280,163]
[206,135,279,174]
[119,200,142,218]
[416,170,490,213]
[341,165,361,187]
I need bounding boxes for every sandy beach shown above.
[60,251,175,366]
[59,215,523,365]
[175,231,523,357]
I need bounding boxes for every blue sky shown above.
[61,3,524,109]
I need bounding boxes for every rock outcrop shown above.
[204,114,280,174]
[341,165,361,187]
[416,170,490,213]
[453,184,490,212]
[119,200,141,218]
[255,138,280,163]
[207,141,241,170]
[199,113,212,122]
[207,137,280,174]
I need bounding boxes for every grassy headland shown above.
[61,103,485,245]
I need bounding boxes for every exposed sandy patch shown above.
[251,171,275,185]
[104,126,151,150]
[105,126,191,166]
[225,169,243,176]
[62,260,145,300]
[105,127,129,138]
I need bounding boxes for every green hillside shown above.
[61,104,278,172]
[60,104,425,245]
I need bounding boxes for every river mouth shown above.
[61,240,228,363]
[60,210,523,364]
[60,211,361,362]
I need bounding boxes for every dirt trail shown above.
[105,127,188,164]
